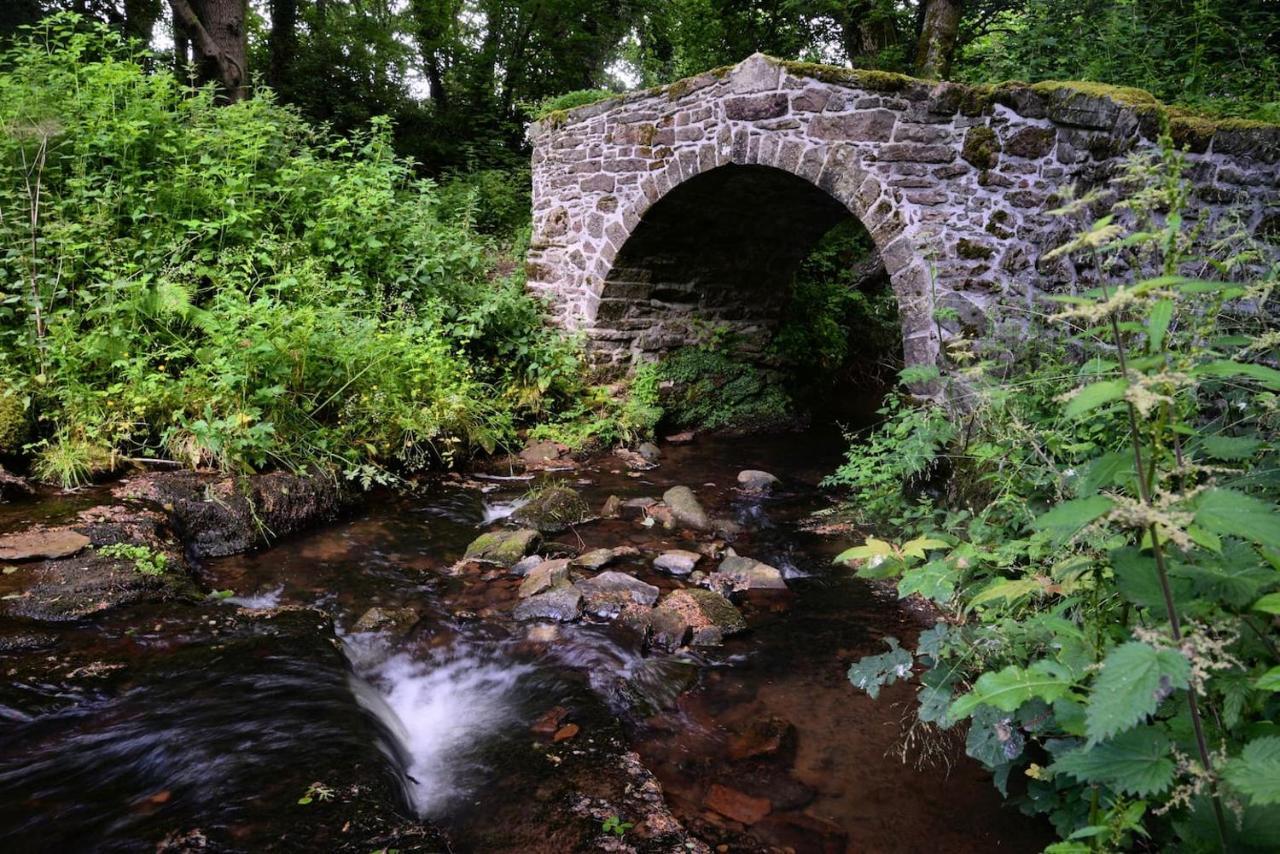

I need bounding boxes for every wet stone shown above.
[510,554,543,576]
[353,606,419,634]
[464,528,541,567]
[736,469,779,495]
[517,558,570,598]
[0,528,91,561]
[577,571,660,618]
[513,585,583,622]
[569,547,616,571]
[653,549,702,576]
[715,555,787,591]
[655,588,746,645]
[704,783,771,825]
[662,485,710,531]
[511,486,590,533]
[645,607,692,652]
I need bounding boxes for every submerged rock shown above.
[464,528,541,567]
[117,468,348,558]
[0,528,91,561]
[662,485,710,530]
[714,554,787,591]
[654,588,745,645]
[619,496,658,520]
[577,571,660,618]
[517,558,570,598]
[737,469,780,495]
[613,447,657,471]
[644,607,693,652]
[653,549,701,576]
[600,494,623,518]
[664,431,696,444]
[570,547,620,571]
[513,585,582,622]
[511,485,591,533]
[704,783,772,825]
[353,606,419,634]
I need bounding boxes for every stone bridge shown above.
[526,54,1279,371]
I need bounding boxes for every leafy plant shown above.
[600,815,633,837]
[836,139,1280,850]
[98,543,167,576]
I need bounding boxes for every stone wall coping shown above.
[529,53,1280,161]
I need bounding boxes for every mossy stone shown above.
[962,126,1001,170]
[464,528,541,567]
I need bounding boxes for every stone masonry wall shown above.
[527,54,1280,370]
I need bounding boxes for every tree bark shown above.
[267,0,297,92]
[914,0,962,79]
[168,0,249,102]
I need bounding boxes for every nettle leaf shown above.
[1200,435,1263,462]
[898,560,954,603]
[950,660,1075,718]
[1254,593,1280,615]
[1175,541,1279,609]
[1074,451,1133,497]
[1146,298,1173,353]
[846,637,913,700]
[1086,642,1190,743]
[1256,668,1280,693]
[1225,738,1280,806]
[916,623,951,663]
[1195,489,1280,554]
[834,537,894,564]
[970,577,1043,607]
[1064,379,1128,419]
[1195,359,1280,391]
[1053,726,1176,797]
[966,704,1025,776]
[1031,495,1114,544]
[1111,547,1194,611]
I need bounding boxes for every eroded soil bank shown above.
[0,426,1049,853]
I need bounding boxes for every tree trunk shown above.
[267,0,297,92]
[124,0,162,44]
[168,0,249,102]
[914,0,962,79]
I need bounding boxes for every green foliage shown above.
[527,89,618,120]
[846,637,913,700]
[600,815,633,837]
[836,142,1280,848]
[656,343,793,432]
[0,19,586,483]
[98,542,167,576]
[955,0,1280,120]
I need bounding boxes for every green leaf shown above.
[1030,495,1115,543]
[1053,726,1176,797]
[1075,451,1133,497]
[1194,360,1280,391]
[1253,593,1280,615]
[1086,642,1190,743]
[897,560,954,603]
[969,577,1043,606]
[847,637,913,700]
[949,660,1075,718]
[1064,379,1128,419]
[1225,738,1280,806]
[1195,489,1280,553]
[1256,668,1280,693]
[1147,298,1173,353]
[1200,435,1263,461]
[1111,547,1193,611]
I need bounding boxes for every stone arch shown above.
[582,135,937,370]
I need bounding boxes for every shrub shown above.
[0,16,581,485]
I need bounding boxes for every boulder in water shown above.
[654,588,745,645]
[511,485,591,533]
[518,558,570,598]
[637,442,661,461]
[353,606,419,634]
[513,585,582,622]
[662,485,710,531]
[570,547,621,571]
[653,549,701,576]
[736,469,780,495]
[714,555,787,591]
[464,528,541,567]
[577,571,660,617]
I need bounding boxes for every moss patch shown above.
[962,126,1001,169]
[0,388,27,453]
[780,61,920,93]
[956,239,995,260]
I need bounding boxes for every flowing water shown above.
[0,414,1050,852]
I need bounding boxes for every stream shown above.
[0,420,1049,852]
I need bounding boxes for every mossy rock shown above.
[512,485,591,533]
[464,528,541,567]
[962,126,1001,170]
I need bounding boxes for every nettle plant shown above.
[839,143,1280,851]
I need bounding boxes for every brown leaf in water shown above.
[552,723,580,742]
